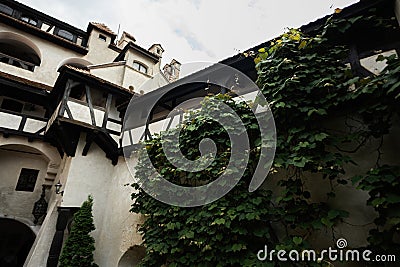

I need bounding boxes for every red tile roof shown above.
[63,65,133,94]
[89,22,116,36]
[0,70,52,91]
[122,31,136,42]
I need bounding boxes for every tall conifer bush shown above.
[59,195,98,267]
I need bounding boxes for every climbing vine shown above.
[132,7,400,266]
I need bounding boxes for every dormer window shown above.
[57,29,74,42]
[0,4,13,16]
[21,15,38,26]
[133,61,148,74]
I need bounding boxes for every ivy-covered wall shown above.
[131,5,400,267]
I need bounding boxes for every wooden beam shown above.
[82,133,95,156]
[108,118,122,124]
[64,103,74,120]
[349,44,374,77]
[18,116,27,131]
[102,93,113,128]
[59,80,72,116]
[85,85,97,126]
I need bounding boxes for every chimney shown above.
[148,44,164,58]
[163,59,181,82]
[118,31,136,48]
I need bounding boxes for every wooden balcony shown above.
[47,97,122,144]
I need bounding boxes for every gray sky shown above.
[19,0,358,66]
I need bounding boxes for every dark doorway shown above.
[0,218,36,267]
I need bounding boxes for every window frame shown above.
[0,4,13,16]
[132,61,148,74]
[15,168,40,192]
[54,27,77,43]
[98,34,107,42]
[20,14,41,27]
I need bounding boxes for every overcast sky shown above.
[19,0,358,66]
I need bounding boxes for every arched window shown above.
[132,61,148,74]
[0,32,41,71]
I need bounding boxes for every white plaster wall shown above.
[109,98,122,121]
[86,29,119,64]
[95,156,145,267]
[0,135,61,228]
[90,64,125,86]
[0,111,21,129]
[60,134,116,260]
[122,68,168,94]
[0,148,48,221]
[121,66,150,91]
[65,100,105,127]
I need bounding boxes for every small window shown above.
[15,168,39,192]
[98,34,107,42]
[57,29,74,41]
[0,4,13,16]
[1,98,24,113]
[133,61,147,74]
[21,15,38,26]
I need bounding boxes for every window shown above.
[57,29,74,41]
[15,168,39,192]
[132,61,147,74]
[69,84,85,100]
[20,16,38,26]
[0,32,41,71]
[98,34,107,42]
[1,98,23,113]
[0,4,13,16]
